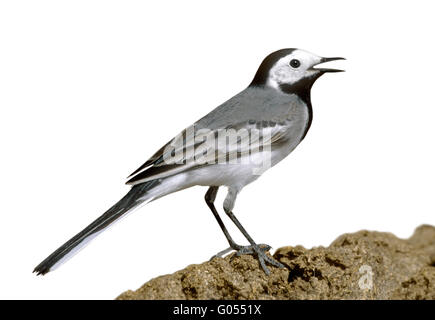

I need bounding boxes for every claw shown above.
[212,243,285,274]
[210,247,234,260]
[258,257,270,275]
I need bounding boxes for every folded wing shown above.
[126,119,293,185]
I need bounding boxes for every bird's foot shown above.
[232,243,285,275]
[211,243,285,275]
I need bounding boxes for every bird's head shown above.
[250,49,344,99]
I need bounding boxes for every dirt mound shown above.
[117,225,435,300]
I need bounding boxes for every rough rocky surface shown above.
[117,225,435,300]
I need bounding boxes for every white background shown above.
[1,0,434,299]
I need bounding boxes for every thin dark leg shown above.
[224,208,285,274]
[205,187,285,274]
[205,187,241,250]
[224,208,256,245]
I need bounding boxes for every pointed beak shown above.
[312,57,346,73]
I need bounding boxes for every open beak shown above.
[312,57,346,73]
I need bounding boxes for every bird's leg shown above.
[206,186,285,274]
[223,207,285,275]
[204,187,243,255]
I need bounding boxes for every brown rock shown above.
[117,225,435,300]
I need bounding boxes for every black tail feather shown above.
[33,182,156,275]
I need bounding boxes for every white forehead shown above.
[276,49,321,67]
[266,49,322,88]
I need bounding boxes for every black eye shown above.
[290,59,301,68]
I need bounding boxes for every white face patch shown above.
[266,49,322,88]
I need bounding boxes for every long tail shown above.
[33,181,157,275]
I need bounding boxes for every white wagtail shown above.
[34,49,344,275]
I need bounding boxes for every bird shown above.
[34,48,344,276]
